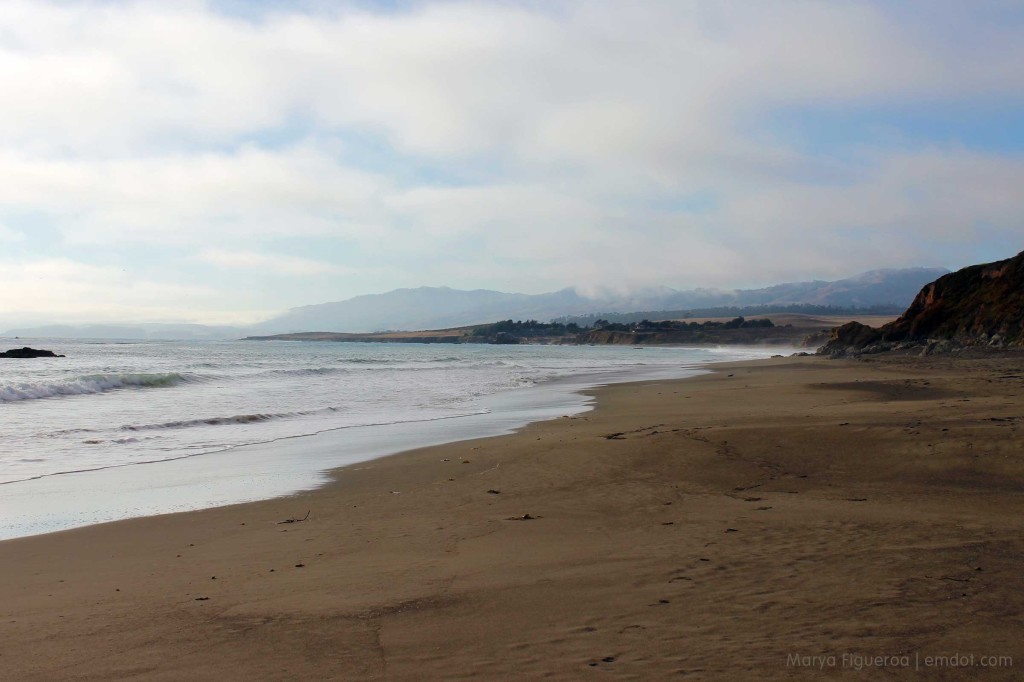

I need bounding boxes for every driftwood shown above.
[277,510,310,525]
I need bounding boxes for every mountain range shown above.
[255,267,948,334]
[4,267,949,339]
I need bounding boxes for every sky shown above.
[1,0,1023,327]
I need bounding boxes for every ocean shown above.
[0,340,779,539]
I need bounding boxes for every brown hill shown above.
[820,250,1024,356]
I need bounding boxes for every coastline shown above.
[2,355,1023,680]
[0,346,763,541]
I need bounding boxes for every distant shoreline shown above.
[242,312,898,348]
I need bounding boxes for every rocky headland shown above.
[819,250,1024,357]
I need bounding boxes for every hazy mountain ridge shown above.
[257,267,949,334]
[3,267,949,339]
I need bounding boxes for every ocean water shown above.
[0,340,778,539]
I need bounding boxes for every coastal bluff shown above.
[820,250,1024,356]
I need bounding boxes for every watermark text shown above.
[786,652,1013,671]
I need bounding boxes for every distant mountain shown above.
[1,323,246,341]
[821,252,1024,355]
[646,268,951,310]
[256,267,949,333]
[3,267,950,339]
[255,287,595,334]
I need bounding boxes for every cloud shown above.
[0,224,24,242]
[0,0,1021,325]
[0,257,269,325]
[198,248,349,275]
[0,145,388,246]
[2,1,1020,164]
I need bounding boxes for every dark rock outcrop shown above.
[819,322,882,355]
[491,332,521,345]
[882,251,1024,346]
[1,347,65,358]
[819,250,1024,356]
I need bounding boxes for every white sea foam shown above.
[0,340,780,499]
[0,372,191,402]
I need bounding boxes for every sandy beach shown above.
[2,354,1022,680]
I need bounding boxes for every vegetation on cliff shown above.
[246,316,795,346]
[557,304,901,327]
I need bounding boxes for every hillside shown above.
[256,268,947,334]
[247,314,896,348]
[2,268,949,340]
[820,251,1024,356]
[255,287,591,335]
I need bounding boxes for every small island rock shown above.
[0,347,65,358]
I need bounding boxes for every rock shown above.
[800,330,831,348]
[491,331,520,345]
[921,339,959,356]
[818,250,1024,356]
[817,322,883,357]
[878,251,1024,346]
[0,347,65,358]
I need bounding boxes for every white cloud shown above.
[1,1,1020,165]
[0,0,1021,324]
[0,144,389,246]
[0,258,268,325]
[0,224,24,242]
[198,248,348,276]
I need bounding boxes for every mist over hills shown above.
[2,267,949,339]
[256,267,949,334]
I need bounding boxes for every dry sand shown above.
[2,355,1023,680]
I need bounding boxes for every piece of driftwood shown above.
[277,510,310,525]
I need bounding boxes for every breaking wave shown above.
[261,367,349,379]
[121,410,311,431]
[0,373,193,402]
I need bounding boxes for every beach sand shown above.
[2,355,1022,680]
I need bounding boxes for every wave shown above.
[339,356,463,364]
[0,408,492,487]
[0,373,193,402]
[120,406,343,432]
[262,367,350,378]
[255,360,469,379]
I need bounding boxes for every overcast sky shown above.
[1,0,1022,327]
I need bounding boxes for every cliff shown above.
[819,251,1024,356]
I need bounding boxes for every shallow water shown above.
[0,340,780,539]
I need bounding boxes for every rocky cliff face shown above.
[819,251,1024,356]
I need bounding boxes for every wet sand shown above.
[1,355,1022,680]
